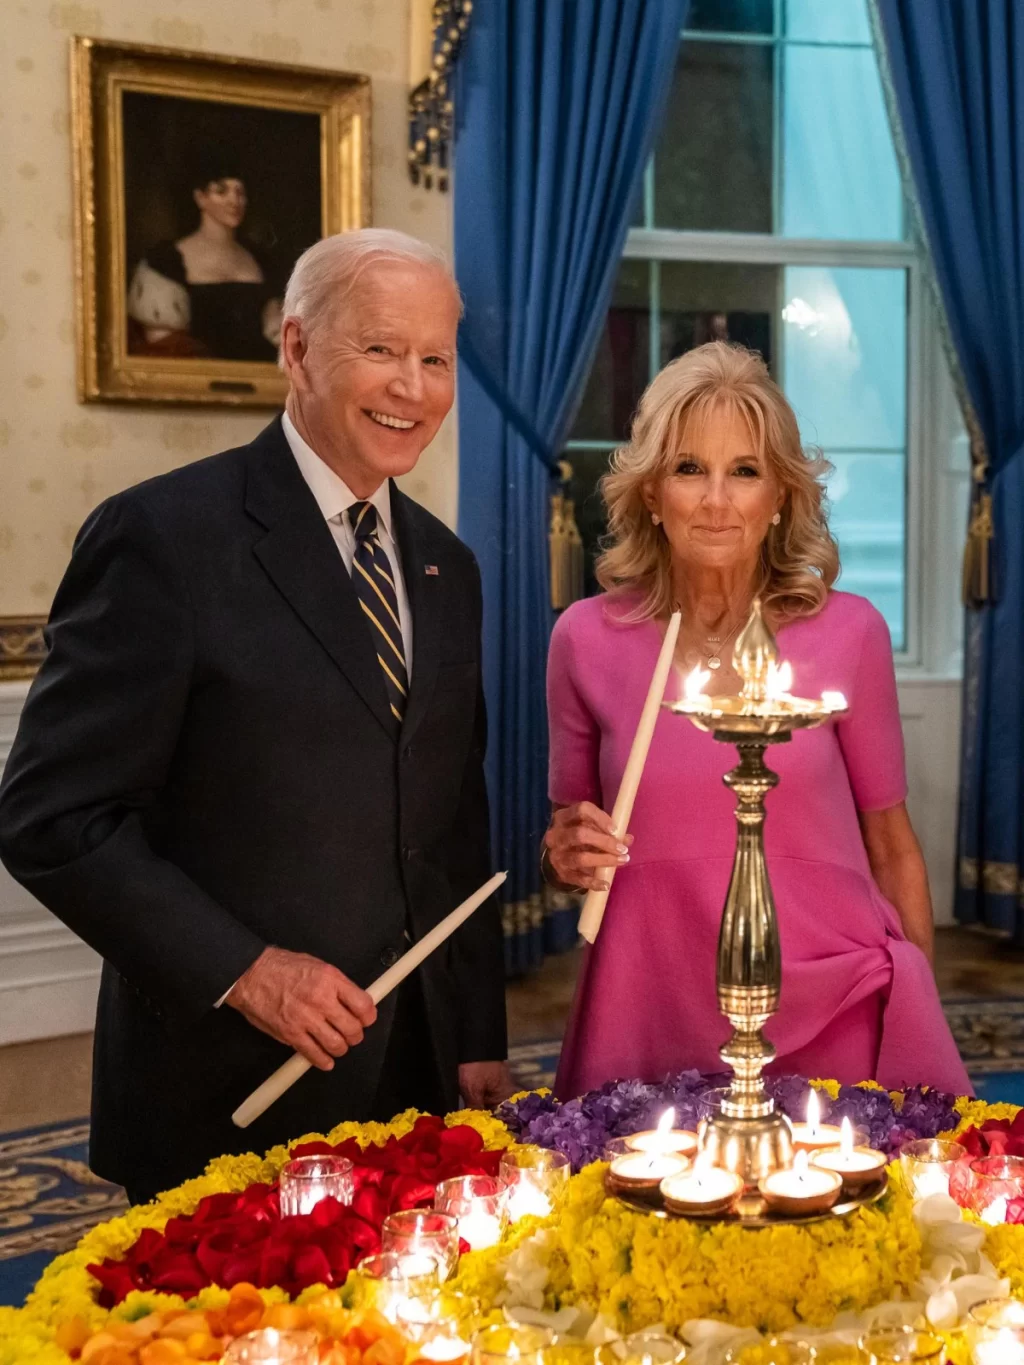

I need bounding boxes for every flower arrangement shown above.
[3,1076,1024,1365]
[87,1116,504,1305]
[497,1074,959,1171]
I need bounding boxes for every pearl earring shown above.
[651,512,662,526]
[771,513,781,526]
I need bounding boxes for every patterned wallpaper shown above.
[0,0,455,618]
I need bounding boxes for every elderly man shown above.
[0,229,510,1203]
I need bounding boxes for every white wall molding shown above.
[0,682,101,1045]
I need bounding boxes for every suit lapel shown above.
[244,420,396,740]
[392,486,442,745]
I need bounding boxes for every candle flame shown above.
[656,1108,675,1135]
[806,1088,820,1134]
[794,1150,809,1182]
[683,665,711,702]
[839,1116,854,1158]
[766,659,793,700]
[821,690,847,711]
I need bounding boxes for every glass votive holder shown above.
[970,1301,1024,1333]
[969,1155,1024,1224]
[696,1087,730,1123]
[499,1146,570,1223]
[223,1328,319,1364]
[350,1250,441,1322]
[382,1209,461,1281]
[972,1327,1024,1365]
[858,1328,944,1365]
[435,1175,508,1251]
[898,1139,966,1201]
[597,1331,686,1365]
[722,1338,814,1365]
[395,1287,479,1341]
[414,1324,474,1364]
[278,1153,354,1217]
[472,1324,555,1365]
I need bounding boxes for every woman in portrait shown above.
[544,341,970,1097]
[127,153,283,362]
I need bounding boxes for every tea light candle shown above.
[899,1138,965,1201]
[660,1156,743,1215]
[810,1117,887,1194]
[974,1330,1024,1365]
[759,1150,842,1215]
[789,1089,842,1154]
[607,1149,690,1198]
[223,1328,319,1364]
[624,1107,699,1159]
[499,1146,570,1222]
[435,1175,507,1251]
[278,1154,354,1217]
[382,1210,461,1281]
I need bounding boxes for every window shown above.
[564,0,968,662]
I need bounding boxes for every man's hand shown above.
[458,1061,515,1110]
[227,946,377,1071]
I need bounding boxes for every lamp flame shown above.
[839,1116,854,1158]
[766,660,793,700]
[683,665,711,702]
[806,1088,820,1134]
[656,1108,675,1136]
[821,690,847,711]
[794,1150,809,1179]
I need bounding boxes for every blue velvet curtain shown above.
[873,2,1024,936]
[454,0,688,974]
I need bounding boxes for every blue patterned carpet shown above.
[3,1000,1024,1309]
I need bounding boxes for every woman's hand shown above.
[542,802,632,893]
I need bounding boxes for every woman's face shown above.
[193,177,247,230]
[644,401,784,577]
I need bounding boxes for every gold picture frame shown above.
[72,37,371,407]
[0,618,48,682]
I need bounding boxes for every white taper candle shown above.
[577,611,681,944]
[232,869,508,1128]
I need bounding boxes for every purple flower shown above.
[496,1071,964,1169]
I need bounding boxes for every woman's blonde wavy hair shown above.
[595,341,839,624]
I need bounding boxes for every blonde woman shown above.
[543,342,969,1097]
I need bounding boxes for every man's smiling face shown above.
[288,258,460,495]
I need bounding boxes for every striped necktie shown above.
[348,501,408,730]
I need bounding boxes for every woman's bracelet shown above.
[540,843,587,896]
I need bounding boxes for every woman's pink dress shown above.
[549,590,971,1099]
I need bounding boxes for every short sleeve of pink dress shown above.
[834,603,908,812]
[547,608,602,807]
[548,590,970,1100]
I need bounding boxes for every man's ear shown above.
[280,318,310,391]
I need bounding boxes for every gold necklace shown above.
[683,610,747,671]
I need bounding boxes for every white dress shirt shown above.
[215,414,414,1008]
[282,411,414,674]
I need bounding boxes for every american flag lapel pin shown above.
[424,564,439,576]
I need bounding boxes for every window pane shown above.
[825,452,906,647]
[569,260,650,443]
[687,0,774,35]
[654,43,773,232]
[781,44,902,239]
[781,266,907,450]
[660,261,779,373]
[784,0,871,43]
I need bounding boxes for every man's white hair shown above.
[281,228,462,358]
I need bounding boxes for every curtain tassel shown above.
[549,493,570,610]
[962,490,995,608]
[564,498,585,604]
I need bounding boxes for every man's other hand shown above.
[227,946,377,1070]
[458,1061,515,1110]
